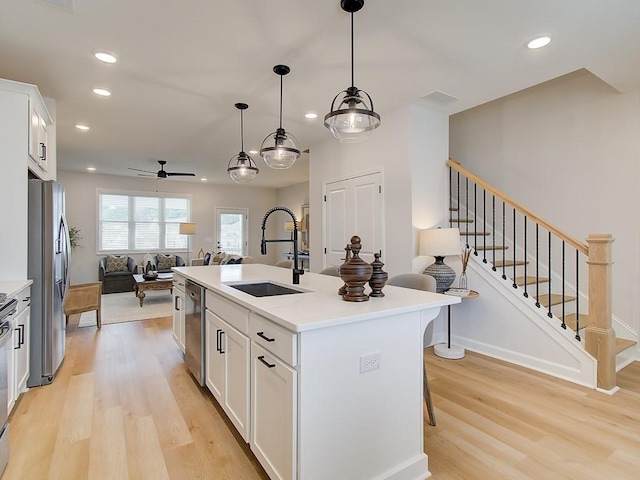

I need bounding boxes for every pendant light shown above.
[227,103,259,184]
[260,65,301,169]
[324,0,380,143]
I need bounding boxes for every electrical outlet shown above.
[359,352,381,373]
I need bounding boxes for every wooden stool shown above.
[64,282,102,328]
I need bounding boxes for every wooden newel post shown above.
[585,233,616,391]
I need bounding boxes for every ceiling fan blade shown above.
[137,173,156,177]
[166,172,196,177]
[128,167,155,174]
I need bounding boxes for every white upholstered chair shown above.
[387,273,438,426]
[275,259,294,269]
[318,265,341,277]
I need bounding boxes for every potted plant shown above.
[69,226,82,251]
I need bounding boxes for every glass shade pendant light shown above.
[324,0,381,143]
[227,103,259,184]
[260,65,301,169]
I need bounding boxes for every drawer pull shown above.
[257,331,275,342]
[258,355,275,368]
[216,329,222,352]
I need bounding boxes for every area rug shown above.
[78,290,172,327]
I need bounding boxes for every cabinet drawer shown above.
[206,291,249,334]
[173,274,187,293]
[13,286,31,316]
[250,313,297,367]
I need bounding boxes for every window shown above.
[216,208,248,255]
[98,190,191,253]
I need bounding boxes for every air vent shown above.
[39,0,74,12]
[421,90,458,106]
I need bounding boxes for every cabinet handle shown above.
[174,296,180,311]
[216,329,222,352]
[219,331,225,354]
[40,143,46,161]
[23,297,30,302]
[257,331,275,342]
[14,325,24,349]
[258,355,275,368]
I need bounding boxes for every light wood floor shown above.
[5,315,639,480]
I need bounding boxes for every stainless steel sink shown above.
[228,282,305,297]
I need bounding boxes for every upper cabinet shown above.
[0,78,56,281]
[0,78,56,182]
[27,90,55,181]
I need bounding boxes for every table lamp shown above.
[419,227,461,292]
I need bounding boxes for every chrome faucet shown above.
[261,206,305,284]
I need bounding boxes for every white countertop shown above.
[173,264,459,332]
[0,279,33,298]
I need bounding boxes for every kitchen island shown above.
[173,264,459,480]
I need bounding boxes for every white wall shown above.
[309,104,450,278]
[450,69,640,337]
[58,171,279,284]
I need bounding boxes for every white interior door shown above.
[324,172,383,268]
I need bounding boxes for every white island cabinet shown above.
[174,264,459,480]
[172,273,186,353]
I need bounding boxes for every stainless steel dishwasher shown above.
[184,280,205,386]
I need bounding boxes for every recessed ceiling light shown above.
[527,36,551,49]
[92,88,111,97]
[200,178,207,181]
[75,124,90,131]
[249,150,258,155]
[305,112,318,119]
[87,167,96,171]
[94,51,118,64]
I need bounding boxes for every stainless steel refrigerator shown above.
[27,179,70,387]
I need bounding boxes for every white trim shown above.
[215,207,249,256]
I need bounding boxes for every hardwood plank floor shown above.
[5,315,639,479]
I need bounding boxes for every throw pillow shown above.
[105,255,129,273]
[211,253,226,265]
[157,254,176,271]
[220,255,242,265]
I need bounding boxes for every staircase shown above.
[448,159,636,390]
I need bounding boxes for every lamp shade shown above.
[419,228,461,257]
[179,222,197,235]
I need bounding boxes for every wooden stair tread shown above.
[460,231,490,236]
[514,276,549,286]
[538,294,576,307]
[449,218,474,223]
[449,207,459,211]
[616,338,637,355]
[493,259,528,267]
[475,245,509,251]
[562,313,592,331]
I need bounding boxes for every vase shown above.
[368,252,388,297]
[339,236,373,302]
[458,271,468,289]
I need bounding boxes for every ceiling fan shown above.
[128,160,195,179]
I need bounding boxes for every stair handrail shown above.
[448,158,616,391]
[447,159,588,255]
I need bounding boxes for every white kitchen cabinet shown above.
[172,274,186,353]
[173,264,457,480]
[205,292,250,442]
[7,285,31,414]
[29,100,49,175]
[251,342,297,480]
[0,79,56,282]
